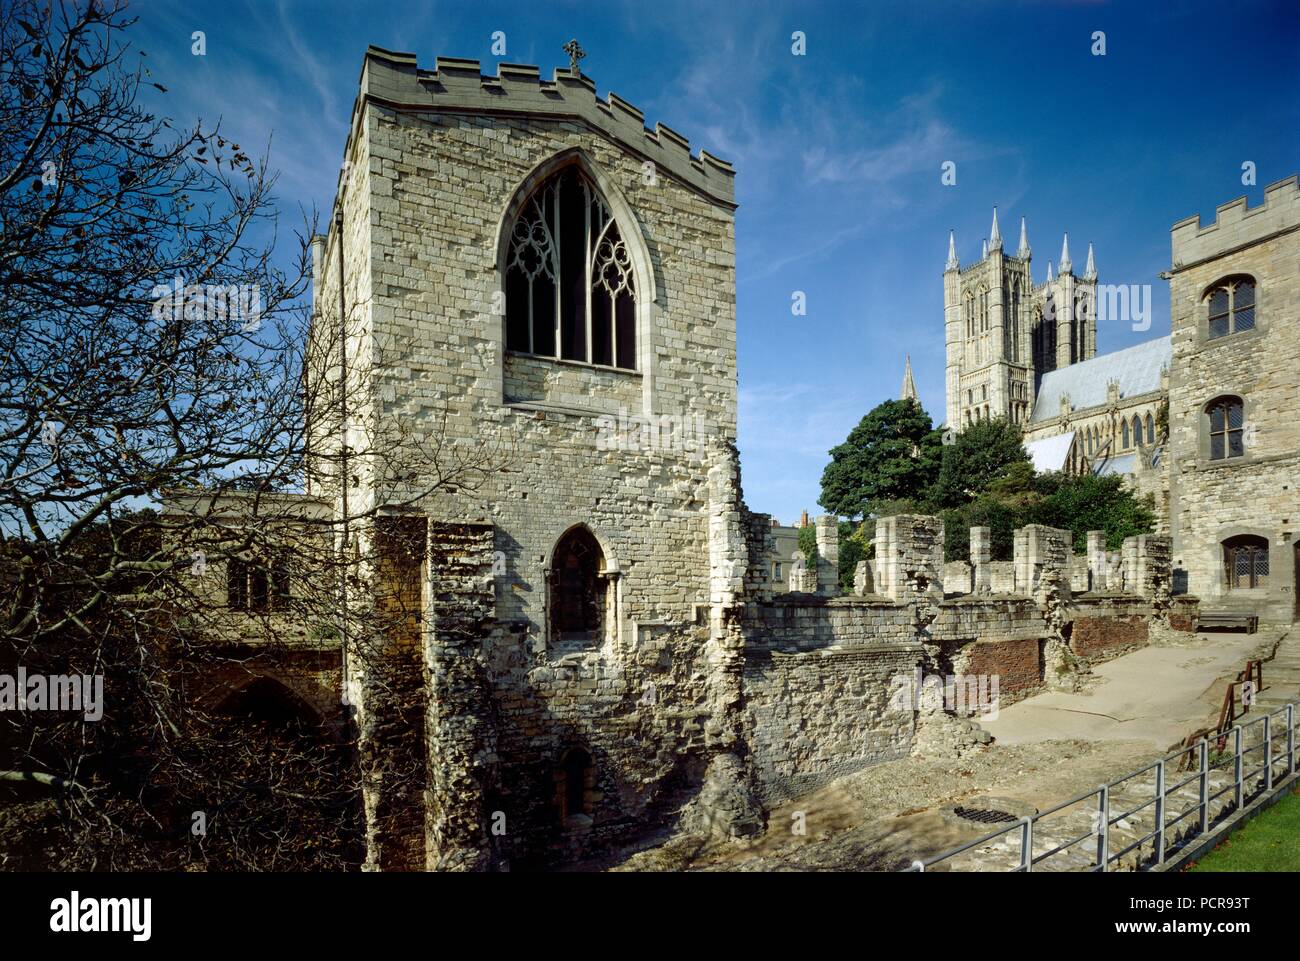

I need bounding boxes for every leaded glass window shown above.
[505,167,637,369]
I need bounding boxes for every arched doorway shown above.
[215,677,320,730]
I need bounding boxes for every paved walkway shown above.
[981,630,1279,751]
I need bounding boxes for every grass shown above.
[1189,788,1300,871]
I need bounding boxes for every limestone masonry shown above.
[179,46,1299,870]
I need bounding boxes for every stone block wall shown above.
[874,514,945,601]
[743,646,919,803]
[1168,175,1300,623]
[944,560,973,595]
[1013,524,1072,599]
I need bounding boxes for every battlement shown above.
[352,45,735,205]
[1171,175,1300,266]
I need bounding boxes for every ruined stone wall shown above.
[954,638,1041,703]
[356,516,431,872]
[743,647,918,803]
[743,596,916,651]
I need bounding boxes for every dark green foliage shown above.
[837,520,868,592]
[927,416,1031,509]
[820,404,1155,568]
[941,495,1021,562]
[1028,473,1158,553]
[818,399,942,519]
[797,524,818,567]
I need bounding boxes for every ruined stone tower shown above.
[944,212,1098,431]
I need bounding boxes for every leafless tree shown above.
[0,0,509,870]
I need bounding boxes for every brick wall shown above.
[1069,615,1149,660]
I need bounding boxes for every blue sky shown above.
[129,0,1300,524]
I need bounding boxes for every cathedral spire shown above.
[945,230,959,271]
[1084,242,1096,280]
[1046,260,1054,283]
[981,239,988,259]
[1059,232,1072,274]
[901,355,918,402]
[1017,216,1030,258]
[989,207,1002,251]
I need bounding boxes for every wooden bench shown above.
[1198,611,1259,633]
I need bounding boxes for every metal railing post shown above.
[1233,726,1244,809]
[1288,704,1295,777]
[1155,759,1166,866]
[1264,713,1273,791]
[1199,739,1209,834]
[1020,817,1033,872]
[1096,784,1109,871]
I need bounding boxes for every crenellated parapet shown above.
[1171,175,1300,267]
[350,46,735,206]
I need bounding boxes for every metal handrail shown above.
[906,701,1297,872]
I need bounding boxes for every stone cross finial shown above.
[563,39,586,74]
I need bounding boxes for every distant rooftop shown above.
[1025,432,1074,472]
[1031,337,1171,423]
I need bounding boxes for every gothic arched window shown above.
[1009,281,1020,360]
[1205,276,1255,340]
[505,166,638,369]
[1122,420,1130,448]
[1223,535,1269,590]
[549,526,607,644]
[1131,415,1143,447]
[227,553,291,613]
[1206,396,1245,460]
[1145,413,1155,445]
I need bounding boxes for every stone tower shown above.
[1167,175,1300,623]
[309,47,743,869]
[944,212,1097,431]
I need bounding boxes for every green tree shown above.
[927,417,1030,509]
[796,524,819,569]
[1029,473,1157,552]
[941,494,1021,562]
[837,520,869,592]
[819,399,942,519]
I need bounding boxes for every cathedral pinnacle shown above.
[989,207,1002,251]
[901,355,918,402]
[1059,232,1072,274]
[1017,216,1030,258]
[945,230,959,271]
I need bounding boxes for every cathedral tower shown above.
[944,213,1097,431]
